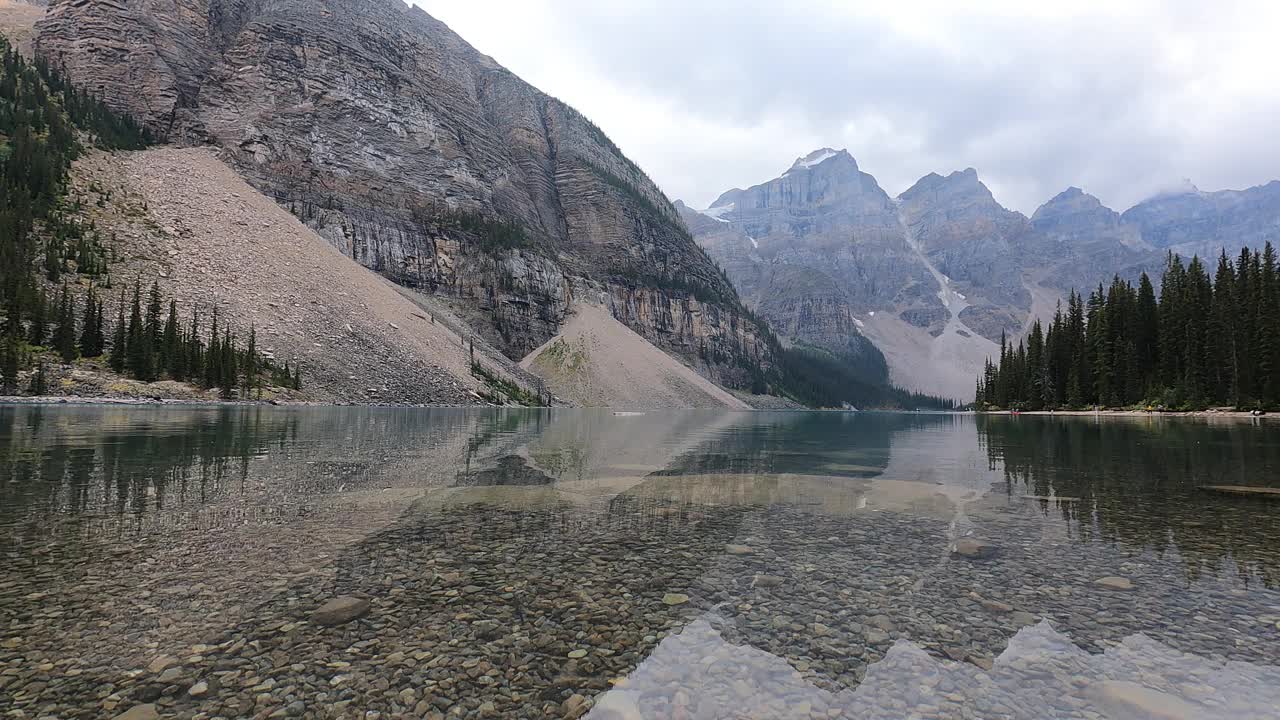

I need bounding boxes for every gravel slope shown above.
[76,147,519,405]
[520,302,750,410]
[0,0,42,57]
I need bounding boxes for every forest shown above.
[976,246,1280,410]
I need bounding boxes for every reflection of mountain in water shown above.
[651,412,964,479]
[978,415,1280,587]
[588,613,1280,720]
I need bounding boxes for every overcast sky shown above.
[417,0,1279,215]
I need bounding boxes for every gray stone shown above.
[1094,576,1135,591]
[114,705,160,720]
[952,538,999,559]
[1094,681,1202,720]
[311,596,371,626]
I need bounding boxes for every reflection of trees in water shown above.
[0,407,297,535]
[977,415,1280,587]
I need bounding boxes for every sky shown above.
[417,0,1280,215]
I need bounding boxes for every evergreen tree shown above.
[28,361,47,395]
[1258,243,1279,406]
[161,299,178,377]
[54,283,76,362]
[26,287,47,346]
[78,286,102,357]
[125,281,150,379]
[0,328,19,392]
[109,290,127,373]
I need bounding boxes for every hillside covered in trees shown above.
[976,246,1279,410]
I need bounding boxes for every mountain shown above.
[684,151,1009,398]
[688,150,1280,400]
[1120,181,1280,259]
[33,0,774,390]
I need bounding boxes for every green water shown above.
[2,406,1279,719]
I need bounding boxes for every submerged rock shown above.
[311,596,371,626]
[1094,576,1135,591]
[952,538,999,559]
[114,705,160,720]
[1094,680,1203,720]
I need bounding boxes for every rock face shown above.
[35,0,772,387]
[1121,180,1280,259]
[689,149,1280,399]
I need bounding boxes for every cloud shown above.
[416,0,1280,215]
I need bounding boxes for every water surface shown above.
[2,407,1279,719]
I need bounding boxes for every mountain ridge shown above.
[689,147,1280,399]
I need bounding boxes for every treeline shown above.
[2,281,302,396]
[976,245,1280,410]
[782,343,958,410]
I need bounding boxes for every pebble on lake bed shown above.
[662,593,690,605]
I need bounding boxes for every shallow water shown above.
[2,406,1279,719]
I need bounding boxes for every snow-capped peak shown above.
[698,202,734,223]
[793,148,842,169]
[782,148,851,177]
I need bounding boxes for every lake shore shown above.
[0,394,486,409]
[980,408,1276,420]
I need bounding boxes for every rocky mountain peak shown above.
[786,148,855,174]
[898,167,1000,211]
[1031,186,1124,238]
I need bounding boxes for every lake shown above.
[2,406,1280,719]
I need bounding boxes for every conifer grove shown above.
[1,34,299,397]
[976,247,1280,411]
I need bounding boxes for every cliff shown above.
[34,0,773,388]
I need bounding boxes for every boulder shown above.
[1094,576,1135,591]
[952,538,999,559]
[311,596,371,626]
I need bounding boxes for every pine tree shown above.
[126,281,150,380]
[187,307,203,382]
[244,326,257,396]
[204,307,220,388]
[109,290,127,373]
[160,299,178,377]
[0,328,19,393]
[1209,253,1237,404]
[28,361,48,396]
[1259,242,1279,405]
[78,286,102,357]
[54,283,76,362]
[27,287,47,346]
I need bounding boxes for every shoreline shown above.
[0,395,493,409]
[978,408,1275,420]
